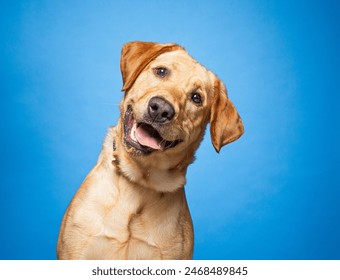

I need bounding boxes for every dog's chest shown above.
[92,182,185,259]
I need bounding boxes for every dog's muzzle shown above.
[123,104,182,155]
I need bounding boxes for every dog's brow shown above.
[187,79,204,92]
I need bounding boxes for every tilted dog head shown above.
[119,41,244,159]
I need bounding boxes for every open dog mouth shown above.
[124,106,182,154]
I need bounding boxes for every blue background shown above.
[1,0,339,260]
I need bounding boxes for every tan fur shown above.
[57,41,244,259]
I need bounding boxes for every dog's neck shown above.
[100,126,201,193]
[115,141,190,193]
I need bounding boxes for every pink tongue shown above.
[135,126,162,150]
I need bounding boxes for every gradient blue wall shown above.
[1,0,339,259]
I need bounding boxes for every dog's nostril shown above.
[151,104,159,112]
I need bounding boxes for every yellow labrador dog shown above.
[57,41,244,260]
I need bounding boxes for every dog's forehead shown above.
[151,50,210,78]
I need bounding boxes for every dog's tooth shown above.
[130,121,137,141]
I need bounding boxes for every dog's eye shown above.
[191,92,202,104]
[154,67,169,78]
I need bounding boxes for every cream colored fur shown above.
[57,42,244,259]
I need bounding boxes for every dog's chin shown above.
[123,106,182,156]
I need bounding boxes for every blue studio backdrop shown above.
[1,0,339,259]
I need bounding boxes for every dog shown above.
[57,41,244,259]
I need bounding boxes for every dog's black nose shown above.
[148,97,175,123]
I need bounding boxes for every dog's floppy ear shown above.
[210,78,244,153]
[120,41,184,92]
